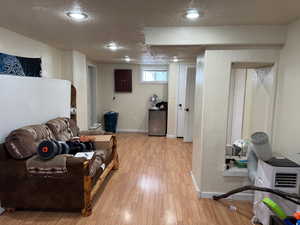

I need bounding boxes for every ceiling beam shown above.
[144,25,287,46]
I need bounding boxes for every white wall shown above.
[0,27,91,131]
[0,75,70,142]
[273,19,300,155]
[98,64,168,132]
[194,49,279,195]
[0,26,96,133]
[61,51,73,82]
[60,50,90,131]
[0,27,63,79]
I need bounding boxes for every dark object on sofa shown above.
[0,117,119,216]
[37,139,93,160]
[37,140,65,160]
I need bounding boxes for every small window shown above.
[141,68,168,84]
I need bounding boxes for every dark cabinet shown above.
[114,69,132,92]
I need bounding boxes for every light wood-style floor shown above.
[0,133,253,225]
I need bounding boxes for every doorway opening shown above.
[87,64,98,129]
[225,62,276,175]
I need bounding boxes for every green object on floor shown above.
[262,197,287,220]
[234,160,248,168]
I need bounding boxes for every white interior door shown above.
[183,67,196,142]
[176,64,187,137]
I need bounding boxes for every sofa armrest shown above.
[0,144,12,161]
[66,156,89,176]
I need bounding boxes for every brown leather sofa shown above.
[0,117,118,216]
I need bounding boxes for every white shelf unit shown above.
[223,167,248,177]
[224,154,248,177]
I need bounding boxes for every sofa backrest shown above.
[3,117,80,160]
[46,117,79,141]
[5,125,55,159]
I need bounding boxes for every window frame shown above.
[140,66,169,84]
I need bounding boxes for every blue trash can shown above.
[104,111,119,133]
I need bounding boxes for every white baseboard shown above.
[199,191,253,201]
[184,137,193,142]
[117,129,147,133]
[190,171,201,197]
[190,172,253,201]
[166,134,176,138]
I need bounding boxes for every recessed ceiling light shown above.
[106,42,119,51]
[185,8,200,20]
[66,11,88,21]
[124,56,131,62]
[172,56,179,63]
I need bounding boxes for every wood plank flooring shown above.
[0,133,253,225]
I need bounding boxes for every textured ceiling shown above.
[0,0,299,64]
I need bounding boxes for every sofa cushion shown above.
[5,125,55,160]
[46,117,75,141]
